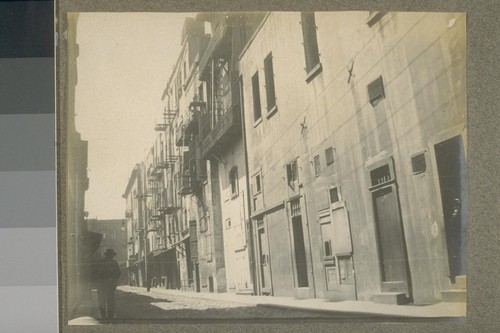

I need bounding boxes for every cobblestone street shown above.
[93,287,333,322]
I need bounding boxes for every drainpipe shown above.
[238,75,257,295]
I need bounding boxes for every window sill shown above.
[253,117,263,128]
[330,200,345,211]
[266,105,278,119]
[367,11,387,27]
[305,62,323,83]
[231,193,239,200]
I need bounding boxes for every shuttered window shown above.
[252,72,262,121]
[368,76,385,106]
[264,52,277,113]
[301,12,320,73]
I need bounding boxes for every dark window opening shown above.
[324,240,332,257]
[301,12,321,74]
[370,164,391,186]
[255,174,261,193]
[329,187,340,204]
[264,52,277,113]
[286,160,299,189]
[325,147,334,165]
[198,83,204,102]
[319,216,334,260]
[252,72,262,122]
[229,166,238,197]
[411,152,426,174]
[368,76,385,106]
[313,155,321,176]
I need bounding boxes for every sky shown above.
[74,13,194,220]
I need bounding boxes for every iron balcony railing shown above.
[198,14,230,76]
[200,103,241,158]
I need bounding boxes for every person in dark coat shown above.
[93,249,121,319]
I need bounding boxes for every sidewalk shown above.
[120,286,466,319]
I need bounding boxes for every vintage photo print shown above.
[61,10,467,326]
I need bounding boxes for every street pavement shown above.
[69,285,466,325]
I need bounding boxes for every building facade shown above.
[123,164,146,287]
[65,12,97,318]
[239,11,466,304]
[123,11,466,306]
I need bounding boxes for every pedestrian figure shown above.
[92,249,121,320]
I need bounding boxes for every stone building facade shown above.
[123,11,466,305]
[239,11,466,304]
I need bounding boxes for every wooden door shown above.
[372,185,411,294]
[257,227,272,294]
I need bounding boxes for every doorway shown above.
[370,159,412,297]
[292,215,309,288]
[434,135,467,281]
[257,226,272,294]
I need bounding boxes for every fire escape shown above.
[149,108,182,251]
[176,98,207,196]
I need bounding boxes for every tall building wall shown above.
[218,136,252,292]
[240,12,466,304]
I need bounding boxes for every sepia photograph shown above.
[61,10,467,326]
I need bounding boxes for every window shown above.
[229,166,238,198]
[264,52,277,114]
[313,155,321,176]
[252,171,263,211]
[226,219,232,229]
[319,214,334,260]
[252,72,262,122]
[286,160,298,189]
[329,187,340,204]
[255,174,261,193]
[198,83,204,102]
[368,76,385,106]
[325,147,334,165]
[370,164,392,187]
[411,152,426,174]
[301,12,322,81]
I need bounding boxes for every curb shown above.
[256,303,423,319]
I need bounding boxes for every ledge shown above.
[266,105,278,119]
[305,62,323,83]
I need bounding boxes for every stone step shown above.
[371,292,409,305]
[454,275,467,290]
[236,288,254,296]
[441,289,467,303]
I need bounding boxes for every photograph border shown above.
[56,0,500,332]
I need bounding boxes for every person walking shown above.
[93,249,121,320]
